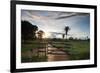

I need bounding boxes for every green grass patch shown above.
[66,40,90,60]
[21,39,90,62]
[51,40,90,60]
[21,55,47,63]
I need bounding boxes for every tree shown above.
[21,21,38,40]
[69,37,73,40]
[62,34,65,39]
[65,26,70,39]
[86,36,90,41]
[37,30,44,40]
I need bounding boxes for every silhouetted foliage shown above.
[65,26,70,39]
[62,34,65,39]
[37,30,44,40]
[21,21,38,40]
[86,36,90,41]
[69,37,74,40]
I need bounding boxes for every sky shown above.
[21,10,90,39]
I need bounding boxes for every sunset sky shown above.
[21,10,90,39]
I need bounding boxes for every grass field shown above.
[21,40,48,63]
[69,40,90,60]
[21,39,90,63]
[50,40,90,60]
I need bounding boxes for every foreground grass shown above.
[21,40,48,63]
[51,40,90,60]
[21,39,90,62]
[21,55,47,63]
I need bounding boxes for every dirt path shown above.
[47,44,69,61]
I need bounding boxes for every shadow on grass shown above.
[21,56,47,63]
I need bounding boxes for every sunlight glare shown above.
[43,32,51,38]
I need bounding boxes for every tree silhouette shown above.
[37,30,44,40]
[65,26,70,39]
[69,37,73,40]
[62,34,65,39]
[21,21,38,40]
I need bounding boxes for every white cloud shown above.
[21,10,90,39]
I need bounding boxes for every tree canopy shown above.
[21,21,38,40]
[37,30,44,39]
[65,26,70,39]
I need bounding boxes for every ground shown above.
[21,39,90,63]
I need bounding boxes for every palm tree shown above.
[65,26,70,39]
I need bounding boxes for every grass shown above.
[51,40,90,60]
[21,39,90,62]
[21,40,47,52]
[21,40,48,63]
[21,55,47,63]
[69,40,90,60]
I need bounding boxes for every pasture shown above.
[21,39,90,63]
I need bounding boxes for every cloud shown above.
[21,10,90,39]
[55,12,89,19]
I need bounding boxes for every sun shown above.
[43,32,51,38]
